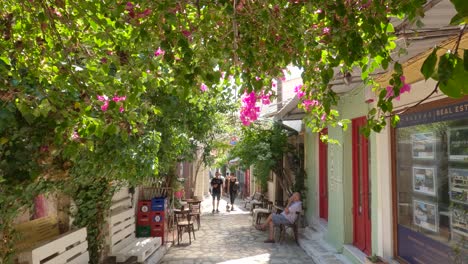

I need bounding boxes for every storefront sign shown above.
[398,225,452,264]
[398,100,468,128]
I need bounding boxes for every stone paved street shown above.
[160,197,315,264]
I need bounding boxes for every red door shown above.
[352,117,371,255]
[319,129,328,221]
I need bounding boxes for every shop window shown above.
[395,99,468,264]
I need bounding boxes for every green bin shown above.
[136,225,151,237]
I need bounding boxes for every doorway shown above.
[319,129,328,221]
[352,117,371,255]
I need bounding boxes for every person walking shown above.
[227,172,239,211]
[255,192,302,243]
[210,171,223,213]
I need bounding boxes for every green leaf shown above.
[438,57,467,98]
[394,62,402,74]
[391,115,400,127]
[421,47,438,80]
[449,13,466,25]
[437,53,456,85]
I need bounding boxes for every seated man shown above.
[255,192,302,243]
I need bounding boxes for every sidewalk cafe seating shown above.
[14,216,89,264]
[277,211,301,244]
[252,200,273,225]
[187,200,202,230]
[174,206,196,245]
[244,192,262,209]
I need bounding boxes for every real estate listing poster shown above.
[412,132,435,160]
[449,127,468,161]
[413,200,438,232]
[413,166,437,196]
[451,207,468,237]
[449,168,468,205]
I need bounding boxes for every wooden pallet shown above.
[15,216,61,252]
[108,188,162,263]
[17,228,89,264]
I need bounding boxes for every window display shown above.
[449,168,468,205]
[449,127,468,161]
[395,99,468,264]
[412,132,435,159]
[413,200,438,232]
[412,166,437,196]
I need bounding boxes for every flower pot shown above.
[365,256,388,264]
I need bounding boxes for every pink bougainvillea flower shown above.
[119,106,125,113]
[315,9,322,14]
[322,27,330,35]
[260,91,272,105]
[255,76,261,81]
[385,76,411,101]
[154,47,165,57]
[400,76,411,94]
[71,131,80,141]
[182,30,192,38]
[40,145,49,152]
[239,91,261,126]
[200,83,207,92]
[97,95,108,101]
[303,99,319,111]
[294,84,305,98]
[384,85,394,100]
[126,2,134,10]
[321,113,327,121]
[112,95,127,102]
[101,101,109,111]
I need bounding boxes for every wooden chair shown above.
[253,200,273,225]
[188,201,201,230]
[244,192,262,208]
[174,207,196,245]
[278,211,301,244]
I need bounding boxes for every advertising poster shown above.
[413,166,437,196]
[449,168,468,204]
[449,127,468,161]
[452,207,468,237]
[413,200,438,232]
[412,132,435,159]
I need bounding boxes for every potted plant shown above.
[365,255,388,264]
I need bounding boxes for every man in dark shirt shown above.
[211,171,223,213]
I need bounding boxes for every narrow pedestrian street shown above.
[160,197,315,264]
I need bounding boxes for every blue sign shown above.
[398,225,452,263]
[398,100,468,128]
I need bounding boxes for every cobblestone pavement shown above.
[160,196,315,264]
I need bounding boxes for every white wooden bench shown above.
[14,215,89,264]
[107,188,162,263]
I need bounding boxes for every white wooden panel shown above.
[43,241,87,264]
[115,238,161,263]
[110,197,132,211]
[67,252,89,264]
[112,187,130,202]
[18,228,88,264]
[110,208,133,226]
[143,245,166,264]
